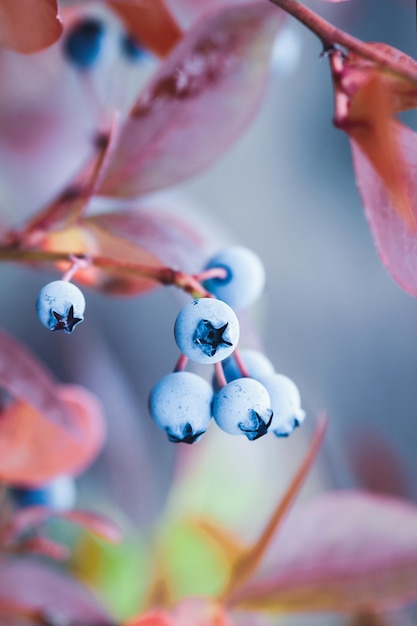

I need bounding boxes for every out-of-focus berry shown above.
[202,246,265,309]
[11,475,76,511]
[64,18,105,70]
[259,373,306,437]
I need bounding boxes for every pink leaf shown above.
[98,2,284,197]
[0,557,115,624]
[0,0,62,53]
[231,491,417,613]
[350,123,417,296]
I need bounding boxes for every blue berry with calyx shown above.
[64,18,105,70]
[11,475,76,511]
[259,373,306,437]
[37,280,85,333]
[149,371,213,444]
[202,246,265,310]
[213,378,273,441]
[174,298,239,364]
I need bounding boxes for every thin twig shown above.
[268,0,417,84]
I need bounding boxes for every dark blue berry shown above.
[64,18,105,70]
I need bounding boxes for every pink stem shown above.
[268,0,417,84]
[173,353,189,372]
[214,361,227,388]
[194,267,228,282]
[233,349,250,378]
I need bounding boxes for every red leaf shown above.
[0,557,114,624]
[0,384,105,485]
[98,2,284,197]
[0,0,62,53]
[230,491,417,613]
[350,123,417,296]
[108,0,182,57]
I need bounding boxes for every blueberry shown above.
[149,371,213,444]
[121,33,146,62]
[202,247,266,310]
[259,373,306,437]
[36,280,85,333]
[213,378,273,441]
[11,476,76,511]
[64,18,105,70]
[174,298,240,364]
[223,349,275,383]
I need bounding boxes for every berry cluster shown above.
[34,248,305,444]
[149,247,306,444]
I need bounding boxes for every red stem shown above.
[268,0,417,84]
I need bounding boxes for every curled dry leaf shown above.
[98,1,284,197]
[0,0,62,53]
[108,0,182,57]
[0,557,115,624]
[229,491,417,614]
[0,384,105,485]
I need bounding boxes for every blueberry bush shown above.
[0,1,417,625]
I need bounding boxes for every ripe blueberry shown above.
[36,280,85,333]
[213,378,273,441]
[64,18,105,70]
[149,371,213,444]
[174,298,239,364]
[259,373,306,437]
[202,247,265,310]
[11,475,76,511]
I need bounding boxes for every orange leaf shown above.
[108,0,182,57]
[0,385,105,485]
[0,0,62,53]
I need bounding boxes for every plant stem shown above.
[0,247,209,298]
[268,0,417,84]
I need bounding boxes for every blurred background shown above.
[0,0,416,624]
